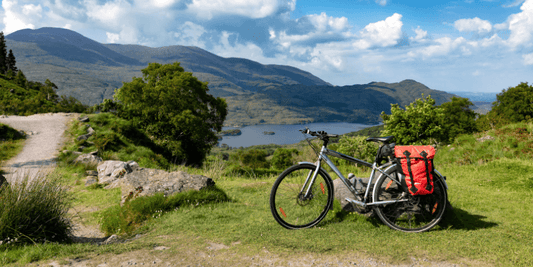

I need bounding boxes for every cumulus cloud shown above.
[410,26,428,42]
[173,21,207,48]
[523,53,533,65]
[506,0,533,49]
[454,17,492,33]
[353,13,403,49]
[2,0,42,34]
[407,37,466,59]
[187,0,294,20]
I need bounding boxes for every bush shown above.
[271,148,299,170]
[329,136,378,167]
[233,149,269,169]
[0,174,73,246]
[491,82,533,123]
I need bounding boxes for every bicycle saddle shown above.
[366,136,394,143]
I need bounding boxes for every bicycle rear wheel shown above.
[270,163,334,229]
[373,167,447,232]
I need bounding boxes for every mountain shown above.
[5,27,455,126]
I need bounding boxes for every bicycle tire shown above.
[270,163,334,229]
[373,165,448,233]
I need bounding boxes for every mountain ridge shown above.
[5,27,456,126]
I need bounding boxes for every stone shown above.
[87,126,95,135]
[0,173,8,189]
[76,134,90,141]
[85,176,98,186]
[103,167,215,205]
[73,153,103,165]
[102,234,119,245]
[333,175,372,214]
[89,150,99,156]
[78,116,90,122]
[97,160,134,185]
[477,135,494,142]
[86,170,98,176]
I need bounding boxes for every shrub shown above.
[233,149,269,169]
[0,174,73,246]
[271,148,299,170]
[329,136,378,167]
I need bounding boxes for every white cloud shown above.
[407,37,466,59]
[187,0,288,20]
[353,13,403,49]
[375,0,388,6]
[454,17,492,33]
[84,0,132,29]
[503,0,526,8]
[150,0,179,8]
[106,32,120,43]
[173,21,207,48]
[523,53,533,65]
[307,12,349,32]
[2,0,42,34]
[410,26,428,42]
[506,0,533,49]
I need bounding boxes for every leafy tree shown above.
[439,96,477,142]
[0,32,6,74]
[14,70,27,88]
[6,49,17,74]
[490,82,533,123]
[381,95,444,145]
[271,148,299,170]
[112,62,227,166]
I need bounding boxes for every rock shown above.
[76,134,90,141]
[0,115,7,118]
[97,160,134,185]
[477,135,494,142]
[89,150,99,156]
[0,173,8,189]
[85,176,98,186]
[333,175,372,215]
[126,160,140,171]
[73,154,103,165]
[86,170,98,176]
[219,129,241,136]
[87,126,95,135]
[263,131,275,135]
[78,116,90,122]
[103,167,215,205]
[102,234,120,245]
[72,151,82,155]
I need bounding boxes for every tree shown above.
[439,96,477,142]
[0,32,6,74]
[113,62,227,166]
[381,95,444,145]
[14,69,27,88]
[6,49,17,74]
[490,82,533,123]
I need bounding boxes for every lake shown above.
[219,122,379,148]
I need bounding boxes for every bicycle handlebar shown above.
[300,128,338,139]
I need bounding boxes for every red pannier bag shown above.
[394,145,435,196]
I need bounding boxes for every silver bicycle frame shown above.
[303,144,408,207]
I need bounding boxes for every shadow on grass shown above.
[439,203,498,230]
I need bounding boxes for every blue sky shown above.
[0,0,532,93]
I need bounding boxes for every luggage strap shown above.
[420,151,433,191]
[403,150,418,194]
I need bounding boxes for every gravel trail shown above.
[0,113,76,183]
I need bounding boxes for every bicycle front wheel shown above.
[373,167,448,233]
[270,163,334,229]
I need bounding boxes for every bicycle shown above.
[269,128,449,232]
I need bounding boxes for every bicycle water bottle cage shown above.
[365,136,394,144]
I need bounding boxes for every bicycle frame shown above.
[300,144,409,208]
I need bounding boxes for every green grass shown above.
[0,123,26,172]
[2,113,533,266]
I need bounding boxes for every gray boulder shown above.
[333,175,372,215]
[97,160,135,185]
[78,116,90,122]
[104,168,215,205]
[85,176,98,186]
[73,154,103,165]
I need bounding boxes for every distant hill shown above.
[5,27,456,125]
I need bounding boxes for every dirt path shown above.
[0,113,76,183]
